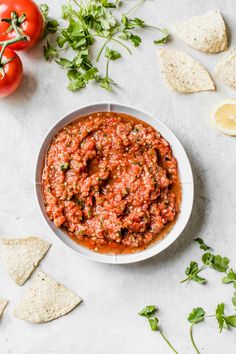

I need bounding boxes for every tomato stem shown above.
[0,11,29,65]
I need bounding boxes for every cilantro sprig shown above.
[181,239,231,284]
[42,0,169,92]
[194,237,211,251]
[188,307,205,354]
[181,261,207,284]
[188,304,236,354]
[138,305,179,354]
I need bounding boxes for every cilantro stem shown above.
[72,0,83,10]
[159,329,179,354]
[125,0,145,16]
[190,324,200,354]
[105,58,110,78]
[96,38,110,62]
[110,37,132,53]
[95,36,131,62]
[145,25,162,31]
[180,265,207,284]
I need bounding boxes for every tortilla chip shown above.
[0,298,8,318]
[214,49,236,89]
[174,10,227,53]
[0,237,51,286]
[158,48,215,93]
[13,270,82,323]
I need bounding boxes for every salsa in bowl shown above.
[36,103,193,264]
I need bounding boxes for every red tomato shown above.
[0,47,23,97]
[0,0,44,51]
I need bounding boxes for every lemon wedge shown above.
[213,99,236,135]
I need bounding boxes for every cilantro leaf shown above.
[216,303,228,332]
[83,67,99,81]
[138,305,157,317]
[232,291,236,307]
[43,41,58,61]
[56,35,67,48]
[181,261,207,284]
[121,15,145,30]
[105,47,121,60]
[99,0,117,8]
[202,253,229,273]
[148,317,159,331]
[60,163,69,171]
[222,268,236,285]
[56,58,74,69]
[119,31,141,47]
[154,28,169,45]
[39,3,49,18]
[67,70,86,91]
[188,307,205,324]
[96,75,115,91]
[194,237,211,251]
[40,4,59,36]
[43,0,169,93]
[226,315,236,328]
[216,303,236,331]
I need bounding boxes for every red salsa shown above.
[42,112,181,254]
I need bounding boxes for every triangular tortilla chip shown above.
[159,48,215,93]
[214,49,236,89]
[0,298,8,318]
[0,237,51,286]
[174,10,227,53]
[13,270,82,323]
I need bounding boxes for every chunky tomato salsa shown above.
[42,112,181,254]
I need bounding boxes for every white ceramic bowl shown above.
[35,103,194,264]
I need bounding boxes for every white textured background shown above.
[1,1,236,353]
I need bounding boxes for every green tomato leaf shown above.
[194,237,211,251]
[148,317,159,331]
[188,307,205,324]
[138,305,157,318]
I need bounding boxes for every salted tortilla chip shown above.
[214,49,236,89]
[0,237,51,286]
[158,48,215,93]
[0,298,8,318]
[13,270,82,323]
[174,10,227,53]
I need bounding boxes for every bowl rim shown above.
[35,102,194,264]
